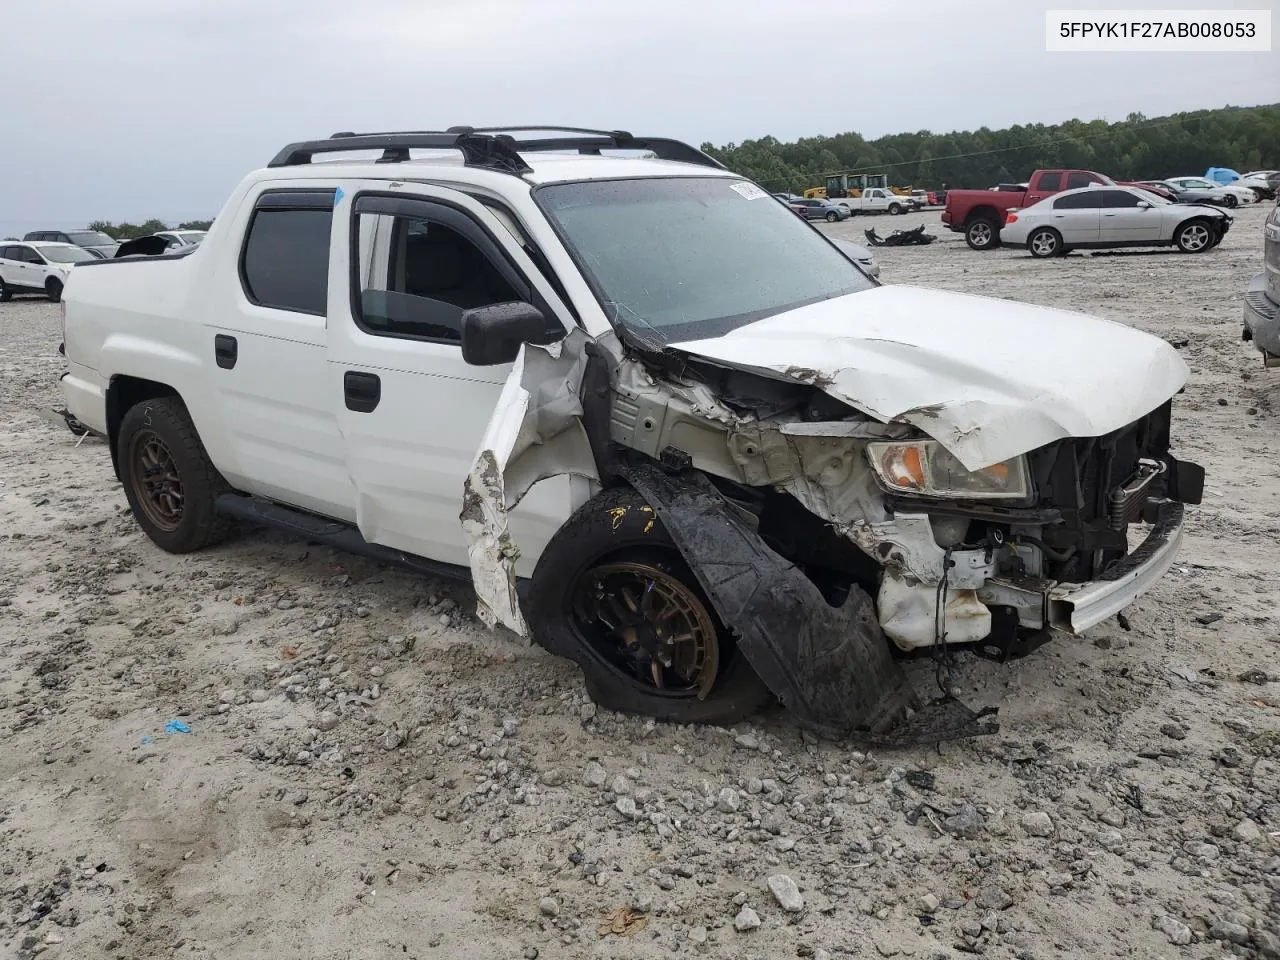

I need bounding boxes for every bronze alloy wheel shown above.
[571,560,720,699]
[128,430,185,532]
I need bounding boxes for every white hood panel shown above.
[669,285,1189,470]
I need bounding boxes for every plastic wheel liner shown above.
[619,460,998,746]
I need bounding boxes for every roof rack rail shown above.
[268,126,725,174]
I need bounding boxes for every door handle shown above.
[214,334,238,369]
[344,371,381,413]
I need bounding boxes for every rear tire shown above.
[826,211,838,222]
[1174,219,1214,253]
[45,278,63,302]
[965,217,1001,250]
[1223,194,1238,208]
[527,486,774,726]
[1027,227,1062,258]
[117,396,233,553]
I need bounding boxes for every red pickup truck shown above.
[942,169,1114,250]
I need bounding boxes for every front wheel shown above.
[1175,219,1213,253]
[117,396,232,553]
[45,278,63,302]
[527,487,774,726]
[888,204,902,215]
[1027,227,1062,258]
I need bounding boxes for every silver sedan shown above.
[1000,185,1232,257]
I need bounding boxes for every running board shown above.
[214,494,500,590]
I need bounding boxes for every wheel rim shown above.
[1181,224,1209,251]
[570,560,720,699]
[1031,231,1057,256]
[129,430,185,531]
[970,222,992,245]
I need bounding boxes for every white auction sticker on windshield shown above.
[730,182,768,200]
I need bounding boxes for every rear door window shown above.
[239,190,335,315]
[1053,192,1102,210]
[1101,191,1142,208]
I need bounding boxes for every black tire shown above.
[1223,193,1238,208]
[1174,218,1214,254]
[1026,227,1062,258]
[527,486,774,726]
[888,203,903,215]
[117,396,232,553]
[825,211,838,222]
[965,217,1001,250]
[45,277,63,302]
[0,278,11,302]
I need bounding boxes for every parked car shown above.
[909,189,932,207]
[0,241,97,301]
[942,169,1114,250]
[1242,201,1280,367]
[1117,180,1176,201]
[1166,177,1255,208]
[830,237,880,277]
[836,188,915,216]
[790,197,851,221]
[1237,171,1278,201]
[1139,179,1232,207]
[23,229,119,259]
[55,125,1204,739]
[1001,185,1231,257]
[152,230,208,249]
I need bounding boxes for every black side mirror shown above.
[460,301,553,366]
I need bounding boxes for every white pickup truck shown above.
[835,187,918,216]
[57,125,1204,743]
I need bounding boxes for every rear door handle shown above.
[344,371,381,413]
[214,334,237,369]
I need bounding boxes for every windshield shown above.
[67,230,116,247]
[536,177,876,344]
[1130,187,1171,205]
[39,245,97,263]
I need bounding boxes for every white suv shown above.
[56,126,1205,742]
[0,241,96,301]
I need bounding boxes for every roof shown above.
[249,150,738,190]
[23,241,82,250]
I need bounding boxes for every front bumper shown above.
[976,501,1185,635]
[1243,272,1280,363]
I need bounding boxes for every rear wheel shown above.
[965,217,1001,250]
[45,277,63,302]
[826,211,838,222]
[527,487,774,726]
[117,396,232,553]
[1027,227,1062,258]
[1174,219,1213,253]
[1223,193,1238,208]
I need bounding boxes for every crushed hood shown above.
[668,285,1189,470]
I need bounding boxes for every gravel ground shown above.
[1,202,1277,960]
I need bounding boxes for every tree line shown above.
[701,103,1279,193]
[86,219,213,240]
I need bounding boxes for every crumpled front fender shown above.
[620,460,999,745]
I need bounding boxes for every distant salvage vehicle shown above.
[56,125,1205,743]
[790,197,852,221]
[0,241,95,301]
[1001,185,1231,257]
[942,169,1113,250]
[1166,176,1255,208]
[1138,179,1232,207]
[23,229,119,259]
[1242,202,1280,368]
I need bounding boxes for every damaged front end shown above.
[462,312,1201,746]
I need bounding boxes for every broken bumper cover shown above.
[1243,272,1280,361]
[978,501,1185,635]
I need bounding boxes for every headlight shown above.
[866,440,1030,499]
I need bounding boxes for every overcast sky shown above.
[0,0,1274,237]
